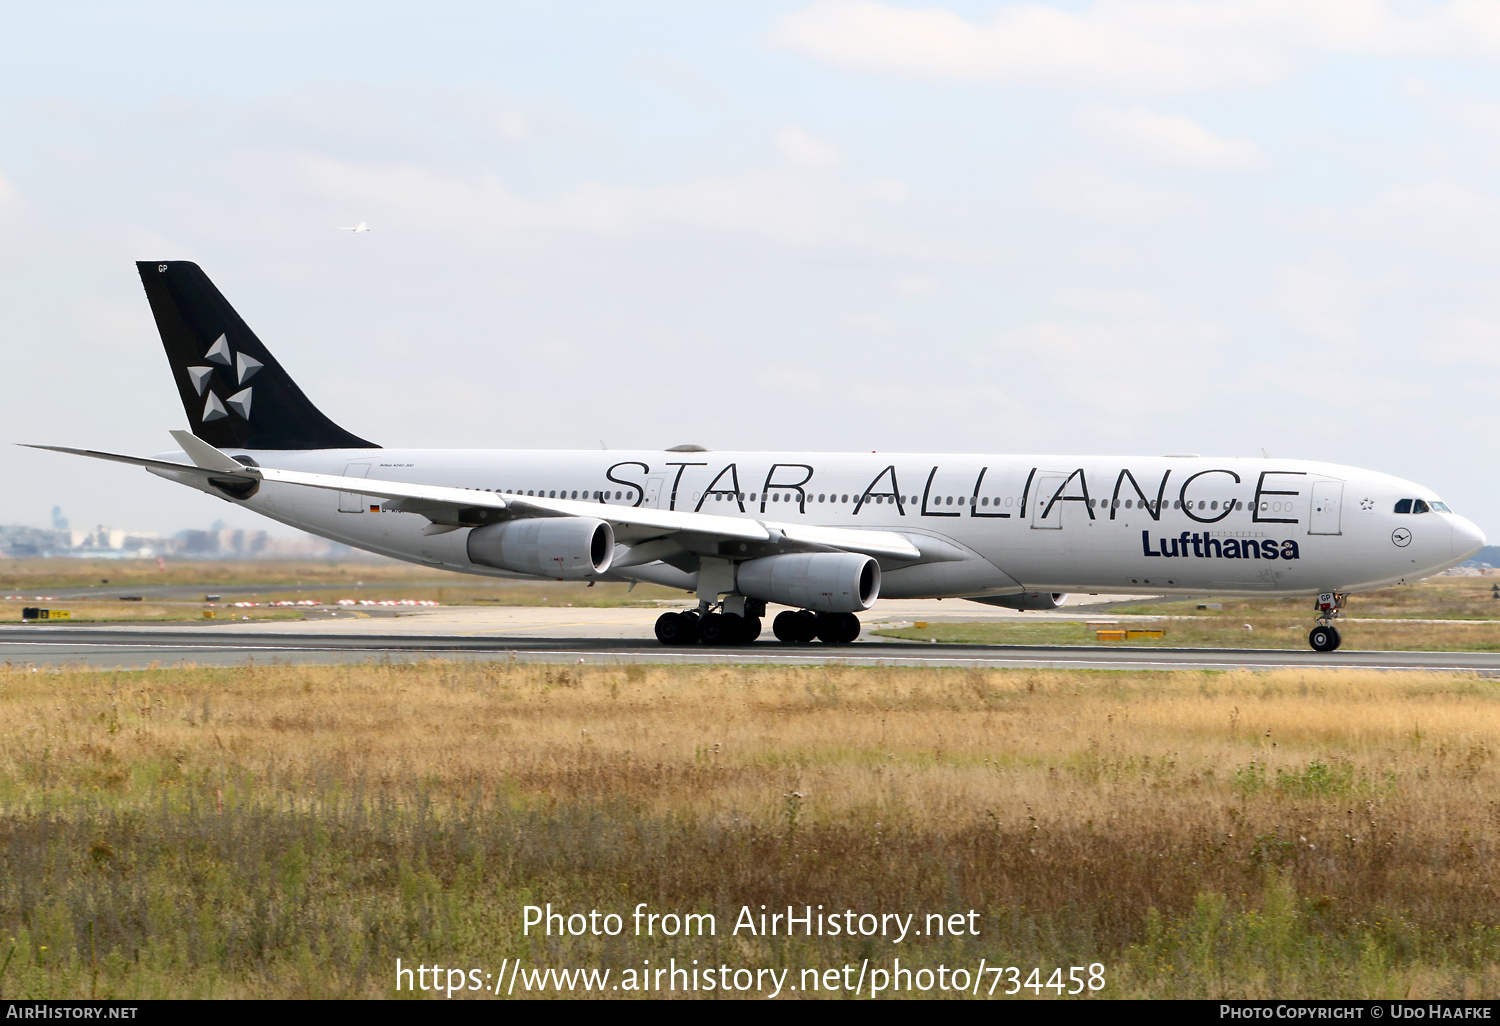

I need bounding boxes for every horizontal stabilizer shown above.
[20,443,249,481]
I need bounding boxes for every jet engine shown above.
[736,552,879,612]
[968,591,1067,611]
[466,517,614,579]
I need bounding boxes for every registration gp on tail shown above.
[31,263,1486,652]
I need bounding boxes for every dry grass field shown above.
[1,660,1498,999]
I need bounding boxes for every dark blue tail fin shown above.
[137,261,378,450]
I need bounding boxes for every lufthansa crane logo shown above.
[186,334,262,423]
[1391,527,1412,547]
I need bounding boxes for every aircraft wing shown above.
[27,435,923,564]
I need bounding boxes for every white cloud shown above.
[776,0,1500,93]
[866,177,910,202]
[1077,106,1266,173]
[1419,315,1500,366]
[895,275,936,296]
[1336,181,1500,257]
[287,154,858,245]
[1053,287,1165,317]
[986,317,1231,410]
[1033,167,1201,222]
[1270,257,1368,347]
[775,126,844,171]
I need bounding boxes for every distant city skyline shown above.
[3,3,1500,537]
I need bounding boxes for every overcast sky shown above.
[3,1,1500,538]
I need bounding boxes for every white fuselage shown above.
[158,448,1484,599]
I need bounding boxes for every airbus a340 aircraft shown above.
[33,263,1486,652]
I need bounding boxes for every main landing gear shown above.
[655,609,764,646]
[772,609,861,645]
[1308,592,1345,652]
[653,607,861,646]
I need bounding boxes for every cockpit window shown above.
[1431,501,1452,513]
[1412,499,1430,514]
[1394,499,1412,514]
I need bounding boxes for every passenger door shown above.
[1309,480,1343,536]
[1030,472,1067,530]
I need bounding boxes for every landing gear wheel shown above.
[741,616,762,643]
[773,609,819,643]
[655,611,700,646]
[1309,625,1341,653]
[816,612,861,644]
[839,612,861,643]
[700,613,745,646]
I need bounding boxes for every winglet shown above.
[169,430,254,474]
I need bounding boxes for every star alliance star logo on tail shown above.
[186,334,262,423]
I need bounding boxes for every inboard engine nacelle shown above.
[467,517,614,579]
[736,552,880,613]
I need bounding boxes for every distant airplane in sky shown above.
[336,221,373,233]
[31,263,1488,652]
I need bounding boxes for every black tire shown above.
[773,610,803,643]
[655,612,686,645]
[1309,626,1339,653]
[655,611,700,646]
[701,613,743,646]
[839,612,861,643]
[794,609,819,643]
[741,616,762,643]
[1327,626,1342,651]
[815,612,861,644]
[815,612,842,643]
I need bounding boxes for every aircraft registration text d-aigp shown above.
[33,263,1485,651]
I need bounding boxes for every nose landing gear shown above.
[1308,592,1345,652]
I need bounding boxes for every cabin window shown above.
[1412,499,1430,514]
[1394,499,1412,514]
[1432,501,1451,512]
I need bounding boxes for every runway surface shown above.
[4,623,1498,673]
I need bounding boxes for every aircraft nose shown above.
[1450,514,1487,561]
